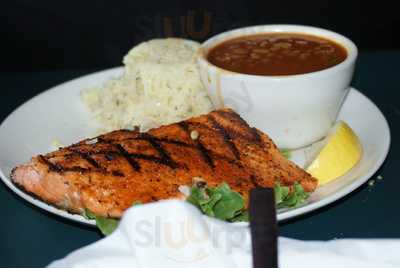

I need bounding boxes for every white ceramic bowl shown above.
[197,25,358,149]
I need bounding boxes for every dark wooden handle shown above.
[249,187,278,268]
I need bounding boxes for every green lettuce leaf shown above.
[187,181,309,222]
[187,182,248,222]
[209,183,245,220]
[275,182,309,209]
[94,217,119,236]
[82,209,96,220]
[230,210,249,222]
[83,209,119,236]
[82,201,142,236]
[279,148,292,159]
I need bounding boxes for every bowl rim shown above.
[198,24,358,81]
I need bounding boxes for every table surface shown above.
[0,51,399,267]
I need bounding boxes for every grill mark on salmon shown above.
[105,136,192,148]
[113,143,141,172]
[209,115,241,160]
[105,153,115,161]
[250,174,261,187]
[98,134,180,170]
[11,109,318,218]
[178,121,215,169]
[129,153,177,167]
[39,154,89,173]
[136,133,178,169]
[69,149,103,170]
[251,127,262,144]
[102,134,243,170]
[112,171,124,177]
[215,110,263,146]
[38,155,63,172]
[154,138,192,148]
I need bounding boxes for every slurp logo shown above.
[129,215,250,263]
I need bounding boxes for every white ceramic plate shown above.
[0,67,390,225]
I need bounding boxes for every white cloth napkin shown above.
[48,200,400,268]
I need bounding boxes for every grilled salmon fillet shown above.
[11,109,317,218]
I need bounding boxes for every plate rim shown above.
[0,68,391,226]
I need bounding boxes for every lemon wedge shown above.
[306,121,362,185]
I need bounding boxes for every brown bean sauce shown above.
[207,33,347,76]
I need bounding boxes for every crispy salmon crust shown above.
[11,109,317,218]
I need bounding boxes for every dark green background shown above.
[2,0,399,72]
[0,51,399,267]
